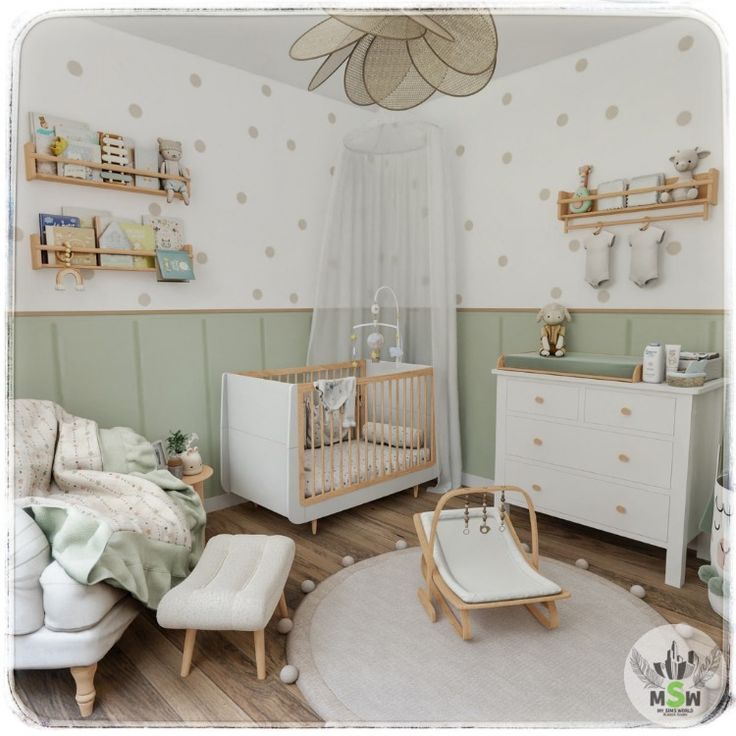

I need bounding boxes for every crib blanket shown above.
[14,399,205,609]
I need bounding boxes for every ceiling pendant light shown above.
[290,11,498,110]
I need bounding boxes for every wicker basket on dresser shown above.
[493,368,725,587]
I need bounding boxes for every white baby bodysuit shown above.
[583,230,615,288]
[629,226,665,287]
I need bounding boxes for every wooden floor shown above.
[13,487,725,727]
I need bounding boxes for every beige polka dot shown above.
[329,166,335,176]
[236,191,247,204]
[252,288,263,300]
[677,110,692,126]
[289,292,299,304]
[455,294,463,305]
[678,35,694,52]
[605,105,619,120]
[498,255,508,267]
[265,246,275,258]
[568,239,580,252]
[194,139,206,153]
[666,240,682,255]
[464,220,474,231]
[261,84,271,97]
[67,60,83,76]
[286,139,296,151]
[455,144,465,156]
[557,113,569,127]
[502,151,512,164]
[148,203,161,216]
[196,252,208,264]
[502,92,512,105]
[328,112,337,124]
[14,226,24,241]
[248,126,259,138]
[597,289,610,303]
[575,58,588,72]
[138,293,151,307]
[539,188,550,201]
[298,219,307,231]
[128,103,142,118]
[190,73,202,87]
[550,287,562,299]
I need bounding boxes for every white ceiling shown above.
[92,13,666,103]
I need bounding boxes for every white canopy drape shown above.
[307,121,461,491]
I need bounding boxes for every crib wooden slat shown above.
[372,381,377,478]
[320,400,326,497]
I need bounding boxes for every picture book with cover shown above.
[156,250,195,281]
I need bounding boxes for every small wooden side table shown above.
[183,465,214,504]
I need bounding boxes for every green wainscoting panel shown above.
[13,309,724,497]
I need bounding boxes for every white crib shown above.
[220,360,437,532]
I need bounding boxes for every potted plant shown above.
[166,429,188,479]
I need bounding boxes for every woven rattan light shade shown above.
[290,12,498,110]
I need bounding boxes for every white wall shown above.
[400,17,724,310]
[14,17,365,312]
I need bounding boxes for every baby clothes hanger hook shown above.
[593,222,604,235]
[639,217,651,231]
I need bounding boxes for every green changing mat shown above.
[498,352,642,382]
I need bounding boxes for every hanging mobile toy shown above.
[350,285,403,364]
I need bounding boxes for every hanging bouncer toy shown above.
[350,285,403,365]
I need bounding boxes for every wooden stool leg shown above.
[70,663,97,718]
[278,591,289,618]
[412,485,419,498]
[254,629,266,680]
[460,609,473,641]
[181,629,198,677]
[311,519,318,535]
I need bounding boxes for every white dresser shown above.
[493,369,724,587]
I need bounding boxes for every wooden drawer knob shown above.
[534,396,545,404]
[620,407,632,416]
[533,437,543,446]
[618,453,630,463]
[531,483,542,492]
[616,505,627,514]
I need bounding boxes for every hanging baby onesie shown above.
[583,230,615,288]
[629,226,665,287]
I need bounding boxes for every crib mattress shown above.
[304,441,430,497]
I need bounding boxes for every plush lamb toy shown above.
[157,138,190,205]
[660,147,710,203]
[537,302,571,357]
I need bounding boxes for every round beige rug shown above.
[288,547,668,726]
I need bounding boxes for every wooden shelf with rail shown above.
[557,168,719,232]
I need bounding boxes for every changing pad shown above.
[498,352,642,381]
[419,508,561,604]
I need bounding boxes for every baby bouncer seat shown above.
[414,486,571,640]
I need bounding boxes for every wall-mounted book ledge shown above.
[23,142,192,200]
[557,169,719,232]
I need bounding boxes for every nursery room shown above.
[7,5,732,729]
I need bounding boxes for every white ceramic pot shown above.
[181,447,203,476]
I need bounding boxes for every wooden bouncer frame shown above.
[414,485,571,641]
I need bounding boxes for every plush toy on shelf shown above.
[536,302,571,357]
[157,138,191,205]
[660,146,710,202]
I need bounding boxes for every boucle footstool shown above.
[157,534,295,680]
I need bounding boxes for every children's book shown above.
[61,207,112,229]
[54,124,102,180]
[45,226,97,267]
[95,217,134,267]
[133,147,161,190]
[38,213,80,264]
[120,222,156,269]
[156,250,195,281]
[29,112,89,174]
[142,215,185,250]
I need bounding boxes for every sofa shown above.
[13,506,140,717]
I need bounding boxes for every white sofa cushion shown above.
[157,534,295,631]
[41,562,127,632]
[420,508,562,604]
[13,507,51,635]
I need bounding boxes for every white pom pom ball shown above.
[280,665,299,684]
[341,555,355,567]
[675,623,695,639]
[395,539,408,550]
[630,584,646,599]
[276,618,293,634]
[575,558,589,570]
[301,579,316,593]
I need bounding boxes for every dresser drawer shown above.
[504,459,670,542]
[584,388,676,435]
[506,416,673,488]
[506,379,579,420]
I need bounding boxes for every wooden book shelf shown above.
[557,168,719,232]
[24,142,192,200]
[30,233,193,274]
